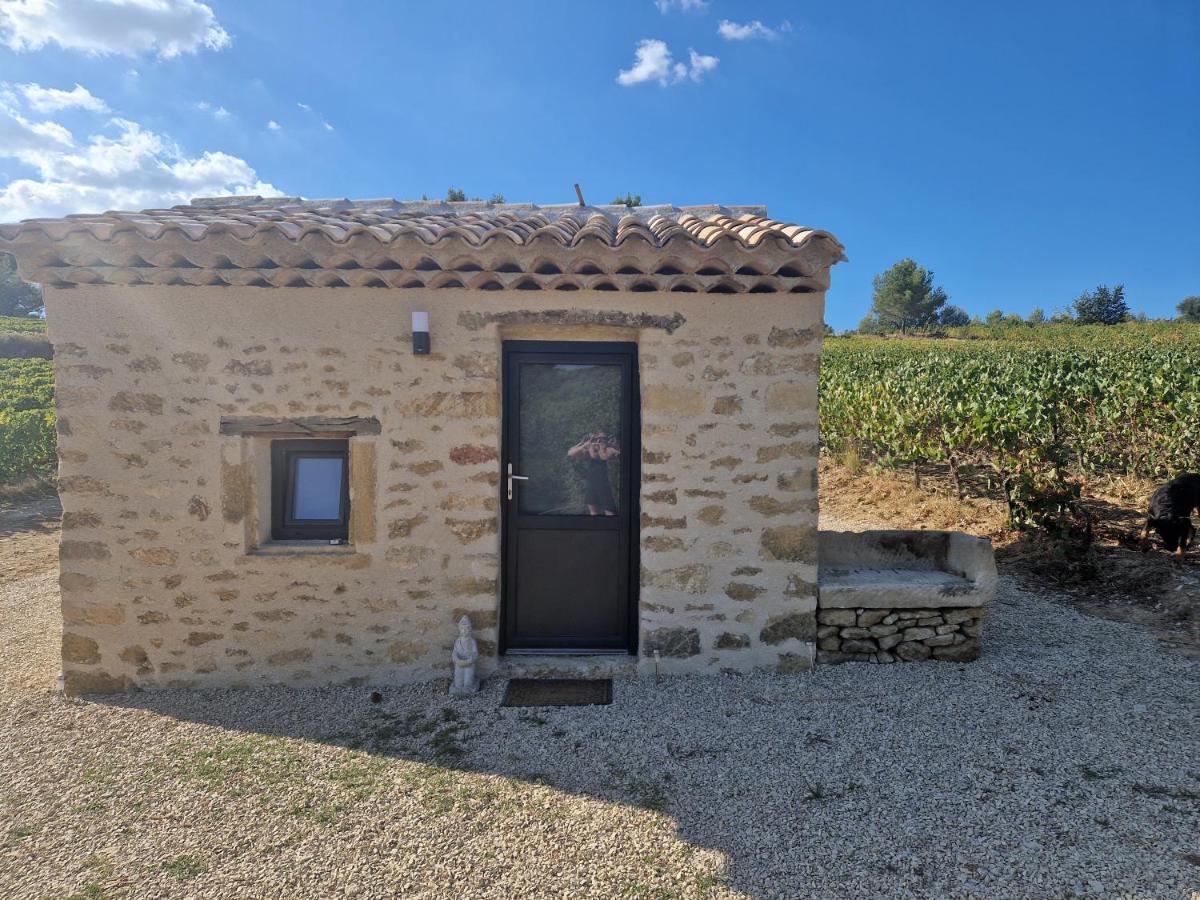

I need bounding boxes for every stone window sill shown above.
[249,541,357,557]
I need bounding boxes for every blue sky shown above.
[0,0,1196,328]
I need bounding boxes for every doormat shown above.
[501,678,613,708]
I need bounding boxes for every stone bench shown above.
[816,530,998,664]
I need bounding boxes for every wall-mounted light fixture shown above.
[411,311,430,355]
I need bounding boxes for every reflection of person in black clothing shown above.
[568,432,620,516]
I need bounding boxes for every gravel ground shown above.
[1,524,1198,898]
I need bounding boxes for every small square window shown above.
[271,439,350,541]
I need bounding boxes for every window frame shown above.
[270,438,351,541]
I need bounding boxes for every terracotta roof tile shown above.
[0,197,845,293]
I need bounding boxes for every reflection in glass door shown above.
[518,363,623,517]
[501,342,639,653]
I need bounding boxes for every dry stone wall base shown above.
[816,607,985,665]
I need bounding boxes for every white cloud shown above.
[266,119,280,131]
[19,82,108,112]
[196,100,230,120]
[617,39,718,87]
[296,101,334,133]
[717,19,792,41]
[654,0,706,12]
[0,96,73,165]
[0,101,279,221]
[687,48,718,80]
[0,0,230,58]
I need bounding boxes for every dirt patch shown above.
[819,459,1198,656]
[0,495,61,580]
[818,459,1008,537]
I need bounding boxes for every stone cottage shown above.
[0,198,846,693]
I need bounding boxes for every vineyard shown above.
[821,326,1200,529]
[0,316,47,334]
[0,357,55,485]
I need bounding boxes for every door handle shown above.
[506,463,529,500]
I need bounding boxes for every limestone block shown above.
[894,641,932,662]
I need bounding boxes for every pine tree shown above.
[938,305,970,327]
[867,259,949,333]
[1072,284,1128,325]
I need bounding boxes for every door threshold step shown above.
[495,653,639,680]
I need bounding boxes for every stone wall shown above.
[47,285,824,692]
[816,607,984,664]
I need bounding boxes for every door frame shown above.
[498,340,641,655]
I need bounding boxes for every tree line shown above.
[857,258,1199,334]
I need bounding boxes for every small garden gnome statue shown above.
[450,615,479,695]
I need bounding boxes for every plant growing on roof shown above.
[445,188,466,202]
[611,193,641,208]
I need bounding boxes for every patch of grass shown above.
[431,723,467,758]
[327,755,389,798]
[70,800,106,814]
[694,872,725,898]
[350,707,473,759]
[186,741,256,786]
[627,778,669,813]
[290,801,341,825]
[82,854,113,877]
[620,872,722,900]
[395,764,509,815]
[7,823,36,843]
[65,883,108,900]
[370,710,439,745]
[801,783,828,802]
[180,736,308,791]
[162,854,206,880]
[81,760,122,786]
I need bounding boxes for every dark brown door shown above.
[501,341,639,653]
